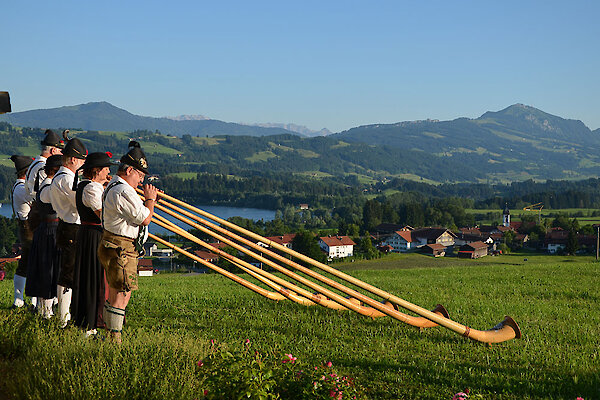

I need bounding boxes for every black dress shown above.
[25,182,60,299]
[72,180,106,331]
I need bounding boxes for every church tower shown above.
[502,203,510,227]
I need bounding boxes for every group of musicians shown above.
[10,130,157,343]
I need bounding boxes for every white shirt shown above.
[81,180,104,211]
[50,166,80,224]
[102,176,150,239]
[25,155,47,198]
[12,179,32,220]
[38,177,53,204]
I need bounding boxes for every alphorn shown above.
[153,214,347,309]
[148,196,448,324]
[152,214,379,314]
[145,190,521,343]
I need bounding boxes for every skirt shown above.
[25,219,60,299]
[72,225,106,330]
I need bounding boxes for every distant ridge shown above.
[0,102,298,137]
[241,122,332,137]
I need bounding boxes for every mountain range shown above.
[0,102,297,137]
[2,101,600,182]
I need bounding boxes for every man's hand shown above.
[143,184,158,202]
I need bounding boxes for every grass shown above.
[0,253,598,399]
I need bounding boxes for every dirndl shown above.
[25,218,60,299]
[72,224,106,330]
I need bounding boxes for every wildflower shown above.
[196,360,204,367]
[576,398,584,400]
[244,338,250,345]
[330,389,337,398]
[203,389,208,396]
[282,353,297,364]
[210,339,215,345]
[452,392,469,400]
[326,361,333,368]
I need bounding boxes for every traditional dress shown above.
[11,177,32,308]
[72,180,106,331]
[25,178,60,304]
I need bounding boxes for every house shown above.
[143,241,173,259]
[137,258,154,276]
[319,236,355,259]
[421,243,446,257]
[545,229,568,253]
[299,204,309,210]
[381,230,418,252]
[382,227,456,252]
[457,241,488,259]
[263,234,297,249]
[194,250,219,263]
[411,228,456,248]
[454,232,493,247]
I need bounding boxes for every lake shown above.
[0,203,276,235]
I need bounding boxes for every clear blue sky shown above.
[3,1,599,132]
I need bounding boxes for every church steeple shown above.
[502,203,510,227]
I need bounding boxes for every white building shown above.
[319,236,355,259]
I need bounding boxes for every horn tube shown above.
[146,190,521,343]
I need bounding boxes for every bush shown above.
[198,340,364,399]
[2,261,18,280]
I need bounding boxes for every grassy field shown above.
[0,253,598,399]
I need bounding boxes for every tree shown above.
[291,231,326,264]
[566,229,579,255]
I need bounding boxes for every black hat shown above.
[81,152,117,170]
[10,155,33,174]
[120,141,149,174]
[41,129,65,149]
[45,154,63,169]
[63,138,88,159]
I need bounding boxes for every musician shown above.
[49,138,87,327]
[72,152,115,336]
[25,129,64,198]
[25,155,63,318]
[10,155,33,309]
[98,142,157,343]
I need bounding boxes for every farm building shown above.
[421,243,446,257]
[457,241,488,259]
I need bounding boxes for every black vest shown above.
[76,180,101,225]
[36,183,57,219]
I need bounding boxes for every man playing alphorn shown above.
[50,138,87,327]
[10,155,33,309]
[98,142,156,343]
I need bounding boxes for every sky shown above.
[3,1,599,133]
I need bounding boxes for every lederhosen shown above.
[55,171,80,289]
[12,181,33,277]
[25,183,60,299]
[98,180,140,292]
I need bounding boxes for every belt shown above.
[46,218,59,222]
[82,221,102,226]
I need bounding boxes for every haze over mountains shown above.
[2,101,600,182]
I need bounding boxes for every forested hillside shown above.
[2,121,600,216]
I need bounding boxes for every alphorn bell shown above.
[145,190,521,343]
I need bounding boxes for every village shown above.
[124,204,599,277]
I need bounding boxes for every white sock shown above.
[39,298,54,319]
[13,274,26,307]
[57,285,72,327]
[104,302,125,333]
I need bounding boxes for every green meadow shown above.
[0,253,598,399]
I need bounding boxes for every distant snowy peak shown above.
[241,122,332,137]
[163,114,210,121]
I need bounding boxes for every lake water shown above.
[0,203,276,235]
